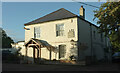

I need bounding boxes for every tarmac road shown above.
[2,63,120,71]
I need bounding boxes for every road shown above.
[2,63,120,71]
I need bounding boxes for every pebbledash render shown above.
[24,6,111,63]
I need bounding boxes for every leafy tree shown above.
[0,28,14,48]
[94,2,120,51]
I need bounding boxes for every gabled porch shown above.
[24,38,56,63]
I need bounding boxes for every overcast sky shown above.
[2,2,104,42]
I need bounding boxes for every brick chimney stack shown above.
[79,6,85,19]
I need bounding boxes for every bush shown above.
[2,51,21,63]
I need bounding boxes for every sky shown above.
[2,2,104,42]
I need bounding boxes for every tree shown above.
[0,28,14,48]
[94,2,120,51]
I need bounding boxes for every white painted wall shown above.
[25,16,111,61]
[25,17,78,60]
[77,18,91,60]
[11,42,26,56]
[77,17,111,61]
[91,25,105,60]
[40,48,59,60]
[25,17,78,42]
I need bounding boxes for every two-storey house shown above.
[24,6,111,63]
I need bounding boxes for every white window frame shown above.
[56,24,64,37]
[34,27,40,38]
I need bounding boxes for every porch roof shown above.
[25,38,55,51]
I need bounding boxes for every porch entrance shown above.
[24,38,55,63]
[33,46,39,63]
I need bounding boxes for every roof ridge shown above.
[62,8,77,16]
[24,8,78,25]
[25,8,66,24]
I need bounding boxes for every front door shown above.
[59,45,66,59]
[33,47,39,63]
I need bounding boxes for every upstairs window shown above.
[68,29,75,38]
[34,27,40,38]
[56,24,64,37]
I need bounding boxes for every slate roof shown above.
[24,8,77,26]
[24,8,98,28]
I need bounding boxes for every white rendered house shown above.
[11,41,26,56]
[24,6,111,63]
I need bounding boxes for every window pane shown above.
[56,25,60,31]
[34,27,40,38]
[56,24,64,36]
[60,30,64,36]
